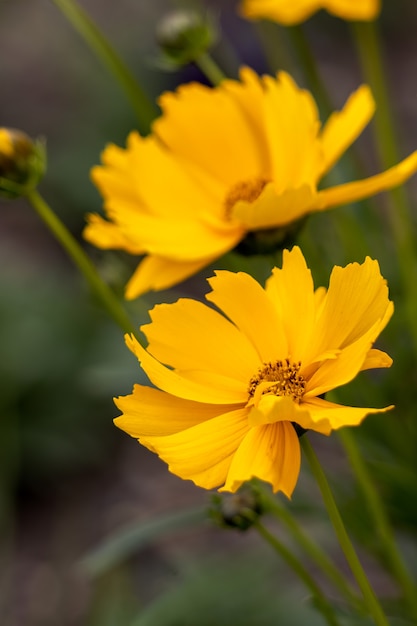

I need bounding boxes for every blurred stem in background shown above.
[337,427,417,621]
[253,520,341,626]
[352,20,417,353]
[301,437,390,626]
[25,189,137,337]
[256,484,365,614]
[51,0,159,134]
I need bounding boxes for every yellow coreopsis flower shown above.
[84,68,417,299]
[115,246,393,496]
[239,0,380,24]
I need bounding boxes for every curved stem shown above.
[351,20,417,353]
[256,485,364,613]
[338,429,417,620]
[25,189,137,337]
[51,0,158,132]
[254,520,342,626]
[301,437,390,626]
[194,52,226,86]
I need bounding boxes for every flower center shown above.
[248,359,306,403]
[224,177,269,217]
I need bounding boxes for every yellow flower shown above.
[239,0,380,24]
[115,246,393,496]
[0,128,15,157]
[84,68,417,299]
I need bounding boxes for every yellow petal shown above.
[248,394,312,428]
[324,0,380,21]
[307,256,393,359]
[239,0,322,25]
[139,408,250,490]
[221,422,301,497]
[154,77,268,186]
[316,151,417,210]
[305,321,389,398]
[319,85,375,176]
[263,71,321,190]
[266,246,316,363]
[206,270,288,362]
[300,396,393,435]
[126,335,248,404]
[361,348,393,371]
[143,298,260,382]
[114,385,237,437]
[83,213,145,253]
[232,182,317,229]
[125,256,214,300]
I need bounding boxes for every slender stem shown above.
[194,52,226,86]
[287,25,334,116]
[338,429,417,620]
[301,437,390,626]
[351,21,417,352]
[254,520,342,626]
[256,485,364,612]
[25,189,137,337]
[51,0,158,132]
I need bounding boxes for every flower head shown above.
[0,127,46,198]
[239,0,380,24]
[115,246,393,497]
[85,68,417,299]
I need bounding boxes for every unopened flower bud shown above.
[0,128,46,198]
[156,9,217,68]
[210,484,263,531]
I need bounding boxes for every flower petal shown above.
[265,246,316,363]
[319,85,375,176]
[84,213,145,253]
[263,71,321,190]
[143,298,260,382]
[232,182,317,229]
[305,320,390,398]
[154,76,268,186]
[248,394,312,428]
[221,422,301,497]
[114,385,237,437]
[126,335,248,404]
[316,151,417,210]
[300,396,393,435]
[361,348,393,371]
[125,256,215,300]
[139,408,250,490]
[240,0,321,26]
[306,256,393,360]
[206,270,288,362]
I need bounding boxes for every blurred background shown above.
[1,1,417,624]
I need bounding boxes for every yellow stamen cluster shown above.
[248,359,306,402]
[224,177,268,217]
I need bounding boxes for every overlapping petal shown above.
[139,408,250,490]
[86,68,417,297]
[117,247,393,497]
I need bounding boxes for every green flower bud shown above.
[0,128,46,198]
[156,9,217,68]
[209,484,263,531]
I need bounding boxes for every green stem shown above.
[338,429,417,620]
[256,485,364,612]
[301,437,390,626]
[287,24,334,116]
[26,189,136,337]
[351,21,417,352]
[51,0,158,132]
[194,52,226,86]
[254,520,342,626]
